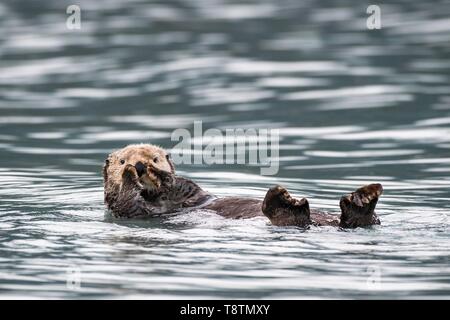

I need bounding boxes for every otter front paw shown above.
[121,164,143,191]
[148,164,175,189]
[262,185,311,227]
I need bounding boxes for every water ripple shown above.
[0,0,449,299]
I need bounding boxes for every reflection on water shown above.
[0,0,449,298]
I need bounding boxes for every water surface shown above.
[0,0,449,299]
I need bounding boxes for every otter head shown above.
[103,144,175,193]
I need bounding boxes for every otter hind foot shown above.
[262,185,311,227]
[339,183,383,228]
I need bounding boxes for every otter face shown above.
[103,144,175,192]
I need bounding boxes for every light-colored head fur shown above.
[103,144,175,192]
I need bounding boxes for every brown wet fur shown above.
[339,184,383,228]
[261,185,311,227]
[204,198,263,219]
[103,144,383,228]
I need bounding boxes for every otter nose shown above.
[135,161,147,177]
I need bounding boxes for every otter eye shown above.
[120,159,125,165]
[166,154,171,160]
[153,157,159,163]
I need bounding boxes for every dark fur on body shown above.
[103,144,383,228]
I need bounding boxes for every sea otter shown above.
[103,144,383,228]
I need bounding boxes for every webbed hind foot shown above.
[262,185,311,227]
[339,183,383,228]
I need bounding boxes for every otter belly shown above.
[204,197,341,227]
[203,197,264,219]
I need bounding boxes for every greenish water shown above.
[0,0,449,299]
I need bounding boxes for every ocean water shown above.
[0,0,449,299]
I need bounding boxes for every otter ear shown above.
[103,158,110,184]
[166,153,175,173]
